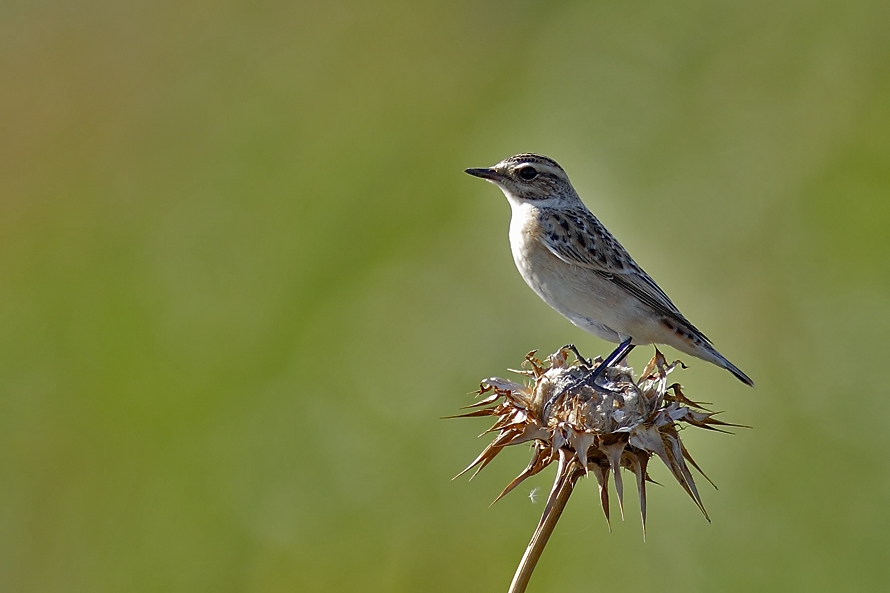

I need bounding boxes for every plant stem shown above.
[508,462,584,593]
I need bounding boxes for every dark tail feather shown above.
[677,338,754,387]
[722,358,754,387]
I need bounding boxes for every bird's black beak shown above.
[464,167,502,182]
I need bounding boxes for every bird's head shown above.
[465,153,577,204]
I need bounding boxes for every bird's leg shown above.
[580,337,635,388]
[541,337,635,421]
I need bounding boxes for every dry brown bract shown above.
[452,347,742,593]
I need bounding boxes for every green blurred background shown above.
[2,1,889,591]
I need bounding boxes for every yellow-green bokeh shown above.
[2,1,889,591]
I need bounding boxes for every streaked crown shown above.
[465,153,577,202]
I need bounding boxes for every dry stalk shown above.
[453,346,743,593]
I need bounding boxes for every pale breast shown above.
[508,204,550,296]
[507,204,626,343]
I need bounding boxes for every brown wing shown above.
[539,207,711,343]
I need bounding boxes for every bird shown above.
[465,153,753,388]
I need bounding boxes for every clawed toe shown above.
[562,344,592,369]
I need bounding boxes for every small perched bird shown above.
[466,153,753,387]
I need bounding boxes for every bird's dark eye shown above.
[518,166,538,180]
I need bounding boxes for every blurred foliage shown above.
[1,0,889,591]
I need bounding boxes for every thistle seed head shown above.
[454,347,742,538]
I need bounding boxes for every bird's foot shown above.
[540,338,635,421]
[540,361,616,421]
[561,343,592,369]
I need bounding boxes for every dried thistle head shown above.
[453,347,743,592]
[454,347,742,535]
